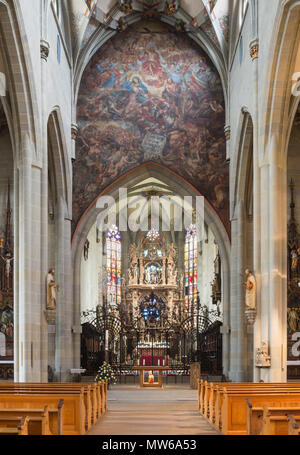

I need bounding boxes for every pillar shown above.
[14,135,47,382]
[54,197,73,381]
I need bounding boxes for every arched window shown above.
[184,225,198,311]
[106,225,121,306]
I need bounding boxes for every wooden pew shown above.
[260,407,300,435]
[0,404,62,435]
[0,382,105,426]
[208,383,300,432]
[0,380,107,434]
[288,415,300,435]
[0,392,85,435]
[0,415,29,435]
[0,406,51,435]
[0,384,93,430]
[246,400,300,435]
[246,399,264,435]
[221,387,300,435]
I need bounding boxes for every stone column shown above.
[54,198,73,381]
[221,251,230,378]
[15,135,46,382]
[72,240,82,370]
[268,157,287,382]
[257,146,287,382]
[229,201,247,381]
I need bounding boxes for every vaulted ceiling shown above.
[69,0,230,69]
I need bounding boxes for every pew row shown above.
[0,392,85,435]
[0,381,108,435]
[0,403,63,435]
[288,415,300,435]
[0,381,108,429]
[0,416,29,435]
[198,380,300,435]
[246,401,300,435]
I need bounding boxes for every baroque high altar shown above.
[123,229,183,336]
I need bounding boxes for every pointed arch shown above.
[262,0,300,159]
[0,0,39,159]
[231,108,254,220]
[47,108,72,218]
[72,162,231,374]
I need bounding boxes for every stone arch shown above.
[47,109,72,217]
[72,162,231,375]
[0,0,39,159]
[262,0,300,158]
[231,108,254,219]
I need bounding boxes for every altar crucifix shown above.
[0,182,14,293]
[1,252,13,292]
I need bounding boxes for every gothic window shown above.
[184,225,198,311]
[106,225,121,306]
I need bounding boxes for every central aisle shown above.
[87,385,219,435]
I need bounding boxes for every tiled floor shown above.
[87,385,219,435]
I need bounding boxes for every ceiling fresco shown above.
[74,20,229,234]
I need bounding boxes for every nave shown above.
[87,385,219,436]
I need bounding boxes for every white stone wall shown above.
[80,223,103,313]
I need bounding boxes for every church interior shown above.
[1,0,300,437]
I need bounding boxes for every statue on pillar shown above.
[47,268,59,310]
[244,269,256,310]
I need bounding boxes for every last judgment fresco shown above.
[74,21,229,233]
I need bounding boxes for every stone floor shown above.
[87,385,219,435]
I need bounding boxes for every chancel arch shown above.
[72,163,230,378]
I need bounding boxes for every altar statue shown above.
[168,243,176,265]
[47,268,59,310]
[1,252,13,290]
[288,307,299,333]
[244,269,256,310]
[130,243,138,265]
[148,371,154,384]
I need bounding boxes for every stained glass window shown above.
[106,225,121,306]
[184,225,198,311]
